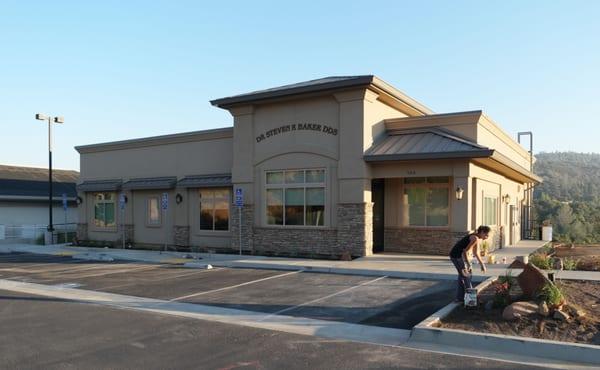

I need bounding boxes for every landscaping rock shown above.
[575,309,586,318]
[509,259,527,269]
[502,301,538,321]
[553,309,570,321]
[538,301,550,317]
[517,263,554,298]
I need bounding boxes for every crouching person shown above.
[449,225,489,303]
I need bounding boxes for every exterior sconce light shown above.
[175,193,183,204]
[455,187,464,200]
[503,194,511,204]
[76,196,83,205]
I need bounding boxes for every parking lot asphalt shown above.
[0,289,548,370]
[0,252,454,329]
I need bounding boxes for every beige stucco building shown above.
[75,76,540,258]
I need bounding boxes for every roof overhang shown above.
[122,177,177,190]
[364,128,541,184]
[77,179,122,192]
[210,75,434,116]
[177,174,232,188]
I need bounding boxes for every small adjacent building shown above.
[75,76,540,257]
[0,164,78,242]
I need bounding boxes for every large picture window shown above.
[403,177,449,227]
[266,169,325,226]
[93,192,116,228]
[483,196,498,225]
[199,189,230,231]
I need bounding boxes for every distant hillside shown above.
[534,152,600,202]
[533,152,600,243]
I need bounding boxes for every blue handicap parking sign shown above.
[161,192,169,210]
[62,193,68,211]
[235,188,243,207]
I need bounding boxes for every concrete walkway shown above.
[4,239,596,282]
[1,239,598,281]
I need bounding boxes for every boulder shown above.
[509,259,527,269]
[538,301,550,317]
[502,301,538,321]
[517,263,554,299]
[553,309,570,321]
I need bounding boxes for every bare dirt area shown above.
[440,280,600,345]
[554,244,600,271]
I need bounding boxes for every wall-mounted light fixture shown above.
[503,194,511,204]
[455,187,464,200]
[76,196,83,205]
[175,193,183,204]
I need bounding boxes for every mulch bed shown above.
[439,280,600,345]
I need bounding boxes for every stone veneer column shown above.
[230,204,254,254]
[76,223,88,241]
[173,225,190,247]
[336,203,373,257]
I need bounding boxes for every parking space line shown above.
[0,262,104,274]
[98,267,224,290]
[60,264,160,279]
[260,275,388,321]
[169,270,301,302]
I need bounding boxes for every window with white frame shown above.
[402,177,449,227]
[147,196,161,226]
[483,196,498,225]
[93,192,116,228]
[199,189,230,231]
[265,169,325,226]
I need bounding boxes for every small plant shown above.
[492,271,515,307]
[529,253,552,270]
[538,283,565,309]
[562,257,579,271]
[480,241,489,257]
[493,280,511,307]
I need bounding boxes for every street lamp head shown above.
[35,113,48,121]
[53,116,64,124]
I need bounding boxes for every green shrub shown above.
[539,283,564,308]
[529,254,552,270]
[563,257,579,270]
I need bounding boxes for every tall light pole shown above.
[36,113,64,233]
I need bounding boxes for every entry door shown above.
[372,179,385,253]
[509,205,517,245]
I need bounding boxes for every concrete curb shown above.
[409,276,600,366]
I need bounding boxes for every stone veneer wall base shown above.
[384,228,465,255]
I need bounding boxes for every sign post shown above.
[62,193,68,243]
[235,188,243,255]
[161,192,169,252]
[119,193,126,249]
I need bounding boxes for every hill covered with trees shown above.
[533,152,600,243]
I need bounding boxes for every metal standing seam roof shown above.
[0,164,78,183]
[77,179,123,192]
[122,177,177,190]
[0,179,76,198]
[177,174,232,188]
[364,129,494,162]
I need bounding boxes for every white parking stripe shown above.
[169,270,301,302]
[98,267,224,290]
[260,276,388,321]
[58,264,160,279]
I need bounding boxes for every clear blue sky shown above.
[2,1,598,171]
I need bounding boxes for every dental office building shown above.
[75,76,540,258]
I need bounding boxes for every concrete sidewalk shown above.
[2,240,598,282]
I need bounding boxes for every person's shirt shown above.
[449,233,476,258]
